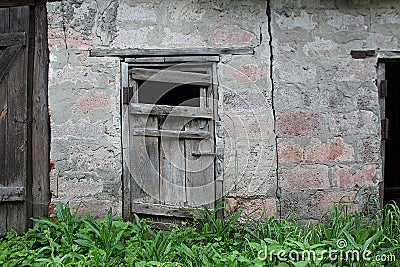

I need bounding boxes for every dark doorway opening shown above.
[384,62,400,206]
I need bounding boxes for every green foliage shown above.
[0,201,399,267]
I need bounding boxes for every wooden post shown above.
[31,0,50,220]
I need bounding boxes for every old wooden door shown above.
[0,1,50,235]
[122,59,219,220]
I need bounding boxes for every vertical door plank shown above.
[31,0,50,220]
[0,8,10,33]
[0,7,9,235]
[160,116,186,206]
[0,56,7,235]
[121,62,131,218]
[185,119,215,208]
[200,87,206,108]
[129,114,160,204]
[6,6,29,234]
[211,62,223,215]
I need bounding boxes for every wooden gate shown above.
[0,1,50,235]
[122,58,220,220]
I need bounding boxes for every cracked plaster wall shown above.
[47,0,275,219]
[47,0,400,220]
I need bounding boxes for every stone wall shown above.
[273,0,399,219]
[46,0,400,220]
[47,0,276,219]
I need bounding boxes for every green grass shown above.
[0,201,399,267]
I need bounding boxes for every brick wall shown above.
[272,0,399,219]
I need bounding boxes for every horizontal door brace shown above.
[132,129,210,139]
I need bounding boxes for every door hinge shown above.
[381,118,389,140]
[379,80,388,97]
[122,87,134,105]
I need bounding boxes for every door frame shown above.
[378,53,400,207]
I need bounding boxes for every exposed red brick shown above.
[310,191,357,217]
[305,137,354,163]
[230,64,267,83]
[49,203,58,220]
[277,140,303,163]
[50,160,56,170]
[276,112,322,136]
[225,197,276,222]
[358,137,380,162]
[48,27,93,49]
[279,164,330,190]
[213,25,255,45]
[75,92,110,114]
[334,164,377,188]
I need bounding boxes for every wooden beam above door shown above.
[91,46,254,57]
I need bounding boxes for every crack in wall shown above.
[60,0,71,63]
[266,0,281,219]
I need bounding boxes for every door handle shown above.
[192,151,216,157]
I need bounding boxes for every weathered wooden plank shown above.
[127,63,213,69]
[0,45,23,82]
[130,68,212,86]
[129,115,160,204]
[0,0,34,7]
[0,32,26,46]
[185,119,215,208]
[125,56,219,63]
[0,58,6,236]
[130,103,213,119]
[121,62,131,219]
[378,51,400,61]
[131,128,210,139]
[0,187,25,201]
[0,54,7,189]
[160,117,186,206]
[0,5,9,236]
[215,121,224,214]
[31,0,50,220]
[0,8,10,33]
[6,5,29,234]
[132,202,201,218]
[0,203,6,235]
[126,57,164,63]
[91,46,254,57]
[164,56,219,63]
[211,62,222,216]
